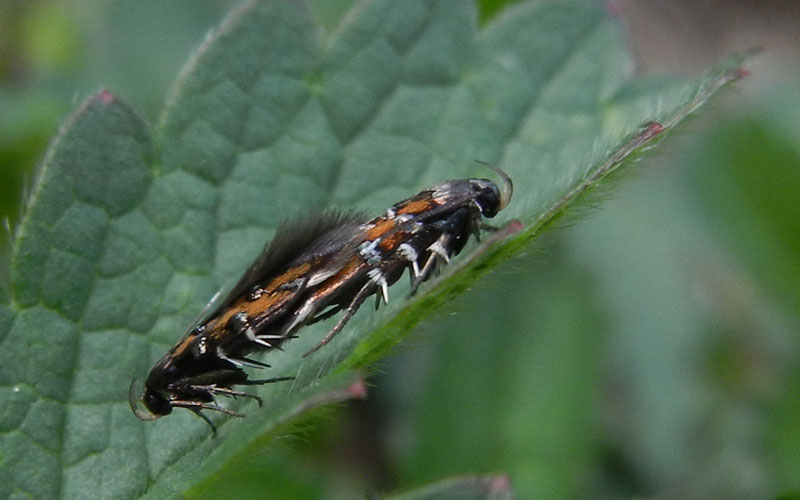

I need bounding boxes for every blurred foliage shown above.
[1,0,798,499]
[377,82,800,499]
[684,88,800,495]
[393,248,603,498]
[689,112,800,313]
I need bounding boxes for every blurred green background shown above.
[2,0,799,498]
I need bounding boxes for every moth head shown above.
[471,161,513,217]
[129,378,171,420]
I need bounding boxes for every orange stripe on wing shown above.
[366,218,396,240]
[170,333,197,358]
[307,255,365,300]
[397,197,436,215]
[378,230,408,253]
[266,262,312,292]
[208,289,298,341]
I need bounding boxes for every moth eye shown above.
[144,391,172,416]
[477,187,501,217]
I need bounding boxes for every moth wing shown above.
[197,210,367,327]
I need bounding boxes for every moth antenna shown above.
[475,160,513,210]
[129,379,159,421]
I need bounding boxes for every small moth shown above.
[130,162,513,432]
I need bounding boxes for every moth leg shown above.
[171,369,250,389]
[303,280,376,357]
[170,400,244,437]
[410,208,474,295]
[228,311,279,349]
[410,233,453,295]
[369,268,390,305]
[189,408,218,436]
[216,347,271,369]
[172,399,245,417]
[266,334,299,351]
[172,400,246,436]
[241,376,295,385]
[190,378,295,412]
[307,305,344,325]
[250,335,273,349]
[190,385,264,406]
[253,333,289,348]
[398,243,421,280]
[280,295,325,337]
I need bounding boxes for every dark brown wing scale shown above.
[130,164,513,433]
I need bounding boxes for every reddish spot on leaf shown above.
[98,90,114,104]
[604,1,621,17]
[488,474,512,493]
[347,379,368,399]
[505,219,525,234]
[644,121,664,136]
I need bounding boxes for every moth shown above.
[130,162,513,432]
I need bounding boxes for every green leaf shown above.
[683,85,800,495]
[383,475,512,500]
[2,92,155,500]
[689,116,800,312]
[0,0,742,498]
[394,253,603,499]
